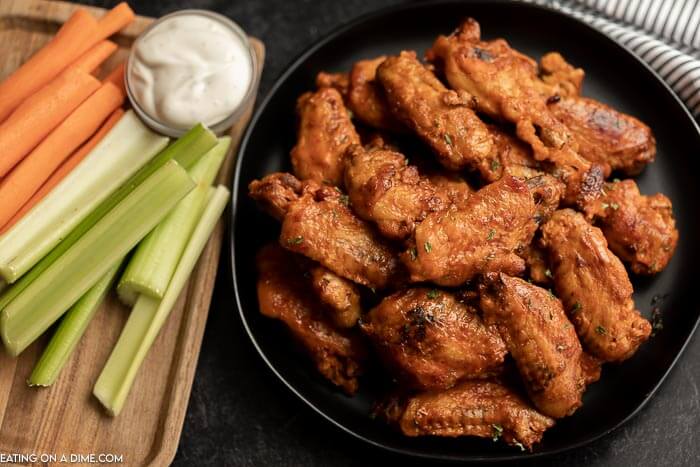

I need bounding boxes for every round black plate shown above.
[231,0,700,461]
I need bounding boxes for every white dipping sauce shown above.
[129,13,252,130]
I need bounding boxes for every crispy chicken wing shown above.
[256,244,366,394]
[580,352,602,385]
[316,71,349,97]
[480,273,584,418]
[538,52,584,98]
[343,145,448,240]
[425,171,473,209]
[250,173,404,289]
[520,243,552,286]
[488,125,564,221]
[309,265,362,329]
[291,88,360,185]
[376,51,497,177]
[428,19,603,206]
[489,124,542,177]
[586,180,677,275]
[248,172,303,221]
[548,96,656,176]
[347,56,404,132]
[361,288,507,390]
[541,209,651,361]
[380,381,554,449]
[404,175,538,286]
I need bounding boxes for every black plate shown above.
[231,0,700,461]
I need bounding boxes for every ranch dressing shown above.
[128,11,253,132]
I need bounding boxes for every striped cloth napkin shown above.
[525,0,700,118]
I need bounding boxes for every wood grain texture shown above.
[0,1,264,465]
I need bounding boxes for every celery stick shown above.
[117,137,231,303]
[0,161,195,357]
[28,263,121,387]
[0,111,169,284]
[0,124,216,311]
[94,186,229,416]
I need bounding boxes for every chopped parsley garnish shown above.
[444,134,453,146]
[610,202,619,210]
[571,302,582,313]
[424,241,433,253]
[487,229,496,241]
[613,178,621,183]
[286,236,304,245]
[427,289,440,299]
[595,325,607,335]
[513,441,526,452]
[491,424,503,442]
[491,159,501,171]
[545,269,553,279]
[409,247,418,261]
[339,194,350,206]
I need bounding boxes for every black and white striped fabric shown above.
[524,0,700,118]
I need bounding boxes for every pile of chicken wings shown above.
[248,19,678,449]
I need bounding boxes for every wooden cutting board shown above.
[0,1,264,465]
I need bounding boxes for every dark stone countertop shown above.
[76,1,700,465]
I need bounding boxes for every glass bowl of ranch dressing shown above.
[126,9,258,136]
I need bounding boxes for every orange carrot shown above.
[0,69,101,177]
[96,3,136,42]
[0,82,125,230]
[104,62,126,95]
[0,108,125,234]
[0,9,98,123]
[72,40,118,74]
[0,3,135,123]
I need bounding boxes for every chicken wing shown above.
[343,144,448,240]
[376,51,497,177]
[520,242,552,286]
[488,124,564,222]
[316,71,349,97]
[428,19,603,206]
[361,288,507,390]
[291,87,360,185]
[380,381,554,449]
[404,175,538,286]
[586,180,677,275]
[309,265,362,329]
[425,171,473,209]
[538,52,584,98]
[541,209,651,361]
[580,352,602,385]
[256,244,366,394]
[548,96,656,176]
[248,172,303,221]
[480,273,584,418]
[250,173,404,289]
[346,56,404,132]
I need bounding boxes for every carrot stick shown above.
[0,3,135,124]
[0,70,101,177]
[0,83,125,230]
[104,62,126,95]
[96,3,136,42]
[0,9,98,123]
[0,108,125,235]
[72,40,118,74]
